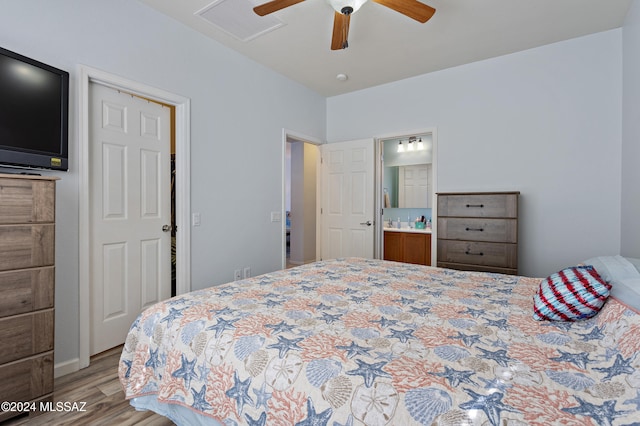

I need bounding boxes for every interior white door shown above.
[321,139,375,260]
[89,83,171,355]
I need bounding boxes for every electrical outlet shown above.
[234,269,242,281]
[243,267,251,279]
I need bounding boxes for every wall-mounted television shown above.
[0,46,69,171]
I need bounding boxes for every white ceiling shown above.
[139,0,631,97]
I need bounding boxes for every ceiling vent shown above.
[195,0,284,42]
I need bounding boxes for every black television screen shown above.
[0,46,69,171]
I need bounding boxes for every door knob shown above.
[360,221,372,226]
[162,224,172,232]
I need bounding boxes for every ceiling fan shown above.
[253,0,436,50]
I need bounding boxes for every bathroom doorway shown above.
[284,133,321,268]
[376,129,438,265]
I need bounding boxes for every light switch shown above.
[270,211,281,222]
[192,213,201,226]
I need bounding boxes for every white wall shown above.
[327,30,623,278]
[0,0,325,367]
[622,0,640,257]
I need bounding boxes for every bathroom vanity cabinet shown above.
[383,230,431,266]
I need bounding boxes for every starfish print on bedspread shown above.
[309,302,332,311]
[346,359,392,388]
[267,335,304,358]
[206,317,237,338]
[211,306,234,316]
[171,354,198,389]
[336,341,373,359]
[121,359,132,379]
[265,299,281,308]
[191,385,212,412]
[460,307,484,318]
[484,318,509,330]
[593,353,635,381]
[350,295,368,304]
[562,397,631,426]
[320,312,343,324]
[431,365,478,387]
[295,397,333,426]
[550,350,592,370]
[387,328,415,343]
[476,347,511,367]
[245,411,267,426]
[394,296,414,306]
[410,306,431,317]
[253,382,272,410]
[459,388,518,426]
[160,307,183,328]
[370,316,399,328]
[145,347,161,372]
[265,320,296,335]
[578,325,605,341]
[449,331,482,347]
[225,371,254,415]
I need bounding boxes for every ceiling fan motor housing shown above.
[328,0,368,14]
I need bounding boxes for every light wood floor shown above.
[3,346,174,426]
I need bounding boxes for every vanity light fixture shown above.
[397,136,426,153]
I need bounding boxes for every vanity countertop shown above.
[384,227,432,234]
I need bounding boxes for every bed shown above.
[119,257,640,425]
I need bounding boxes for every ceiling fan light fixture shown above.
[327,0,368,14]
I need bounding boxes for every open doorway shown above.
[284,135,321,268]
[376,130,437,265]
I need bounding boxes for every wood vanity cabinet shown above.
[437,191,519,275]
[0,174,57,421]
[384,231,432,266]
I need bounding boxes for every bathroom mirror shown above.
[384,163,432,208]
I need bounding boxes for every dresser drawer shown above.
[0,310,54,365]
[0,268,55,318]
[0,225,55,272]
[0,352,53,409]
[438,218,517,243]
[438,193,518,218]
[437,240,517,270]
[0,179,55,225]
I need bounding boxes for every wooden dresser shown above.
[0,174,57,421]
[437,191,519,275]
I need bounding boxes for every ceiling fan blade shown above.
[253,0,305,16]
[372,0,435,23]
[331,11,351,50]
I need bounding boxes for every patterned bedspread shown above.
[119,258,640,425]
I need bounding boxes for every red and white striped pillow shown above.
[533,265,611,321]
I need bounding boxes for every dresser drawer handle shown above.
[465,251,484,256]
[466,204,484,208]
[465,227,484,232]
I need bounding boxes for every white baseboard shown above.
[55,357,80,378]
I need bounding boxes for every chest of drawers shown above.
[0,174,57,421]
[437,192,519,275]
